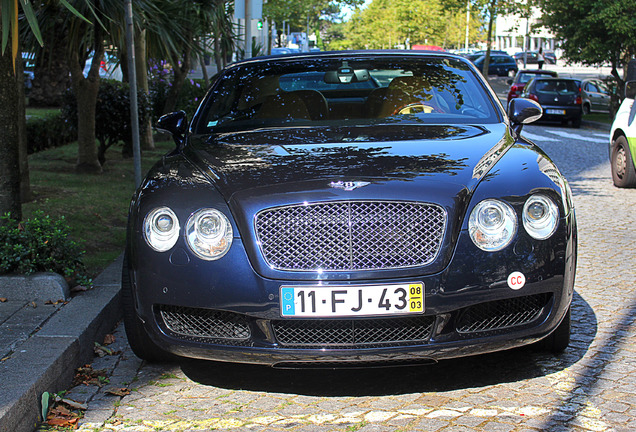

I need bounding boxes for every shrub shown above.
[61,79,152,164]
[0,212,91,286]
[26,113,74,154]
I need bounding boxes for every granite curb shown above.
[0,255,123,432]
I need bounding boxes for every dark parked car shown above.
[522,77,583,127]
[472,54,518,77]
[124,50,577,367]
[580,78,611,114]
[507,69,558,103]
[514,51,557,65]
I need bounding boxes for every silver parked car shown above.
[580,79,611,114]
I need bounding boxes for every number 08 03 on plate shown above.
[280,283,424,317]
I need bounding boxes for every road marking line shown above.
[522,131,559,142]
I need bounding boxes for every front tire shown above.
[122,254,174,362]
[535,307,571,354]
[611,135,636,188]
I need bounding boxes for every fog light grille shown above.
[456,294,551,333]
[158,305,250,342]
[272,316,434,348]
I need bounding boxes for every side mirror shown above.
[157,111,188,148]
[508,98,542,134]
[625,81,636,99]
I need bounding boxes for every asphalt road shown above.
[44,121,636,432]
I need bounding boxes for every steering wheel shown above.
[393,102,438,115]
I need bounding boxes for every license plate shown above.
[546,109,566,115]
[280,283,424,317]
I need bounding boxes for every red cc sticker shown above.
[507,272,526,290]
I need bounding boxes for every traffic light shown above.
[257,20,263,30]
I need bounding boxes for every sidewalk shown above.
[0,255,123,432]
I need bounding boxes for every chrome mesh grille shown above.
[255,201,446,271]
[272,316,435,348]
[158,305,251,342]
[456,294,551,333]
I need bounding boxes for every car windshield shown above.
[535,79,579,95]
[194,55,499,134]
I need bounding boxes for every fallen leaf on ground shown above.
[54,396,88,410]
[71,285,88,293]
[1,356,11,362]
[46,405,81,429]
[45,299,65,305]
[0,297,7,302]
[106,387,131,397]
[94,342,120,357]
[73,364,109,387]
[30,301,37,308]
[103,334,116,345]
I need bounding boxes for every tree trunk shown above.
[135,29,154,150]
[0,37,22,220]
[29,21,71,107]
[163,44,192,114]
[213,36,223,72]
[69,39,104,173]
[482,1,496,78]
[16,38,32,203]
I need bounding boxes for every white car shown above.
[609,81,636,187]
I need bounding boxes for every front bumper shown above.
[127,210,577,366]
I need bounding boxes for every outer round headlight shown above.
[469,199,517,251]
[186,208,233,260]
[522,194,559,240]
[143,207,180,252]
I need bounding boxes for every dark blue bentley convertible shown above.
[123,50,577,367]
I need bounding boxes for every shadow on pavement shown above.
[177,291,596,397]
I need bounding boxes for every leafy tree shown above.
[264,0,363,51]
[539,0,636,100]
[331,0,483,50]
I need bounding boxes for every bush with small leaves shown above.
[0,212,91,287]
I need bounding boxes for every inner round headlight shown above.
[143,207,180,252]
[522,194,559,240]
[186,208,233,260]
[469,199,517,251]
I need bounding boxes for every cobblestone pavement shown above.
[54,124,635,432]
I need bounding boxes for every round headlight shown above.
[522,194,559,240]
[469,199,517,251]
[143,207,180,252]
[186,208,233,260]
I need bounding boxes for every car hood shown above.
[181,123,516,280]
[185,123,514,202]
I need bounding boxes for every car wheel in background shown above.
[582,104,591,115]
[534,307,571,354]
[122,254,174,362]
[611,135,636,187]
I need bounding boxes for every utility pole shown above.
[125,0,141,187]
[245,0,252,59]
[465,0,470,51]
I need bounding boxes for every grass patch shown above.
[583,112,612,124]
[26,107,61,119]
[23,138,174,276]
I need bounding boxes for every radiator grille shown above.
[272,316,435,348]
[255,201,446,271]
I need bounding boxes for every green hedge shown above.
[26,113,74,155]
